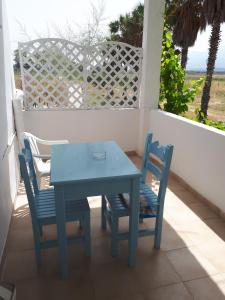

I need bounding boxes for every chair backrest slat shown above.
[150,141,167,162]
[23,132,40,156]
[146,161,163,181]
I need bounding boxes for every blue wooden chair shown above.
[19,139,91,267]
[101,133,174,257]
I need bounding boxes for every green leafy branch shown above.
[160,27,203,115]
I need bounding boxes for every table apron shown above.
[54,177,136,200]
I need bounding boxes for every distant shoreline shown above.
[187,69,225,74]
[187,70,225,75]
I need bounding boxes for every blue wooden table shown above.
[50,141,141,278]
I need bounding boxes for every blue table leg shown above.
[55,186,68,279]
[128,177,139,267]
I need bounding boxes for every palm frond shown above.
[203,0,225,24]
[173,0,206,48]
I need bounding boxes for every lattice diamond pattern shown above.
[19,39,143,110]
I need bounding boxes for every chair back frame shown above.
[23,138,39,194]
[18,153,38,223]
[141,133,174,208]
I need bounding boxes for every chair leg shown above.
[101,195,107,230]
[79,219,83,230]
[33,224,42,265]
[111,214,119,257]
[154,215,163,249]
[84,213,91,257]
[34,246,42,266]
[39,225,43,237]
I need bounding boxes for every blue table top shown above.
[50,141,141,185]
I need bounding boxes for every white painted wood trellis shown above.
[19,38,143,110]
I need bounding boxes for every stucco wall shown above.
[22,109,140,153]
[0,0,19,260]
[150,110,225,212]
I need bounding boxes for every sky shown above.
[187,24,225,71]
[5,0,225,71]
[6,0,144,48]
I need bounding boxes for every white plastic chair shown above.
[21,132,69,183]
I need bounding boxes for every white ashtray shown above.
[92,151,106,160]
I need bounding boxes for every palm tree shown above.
[109,4,144,47]
[200,0,225,119]
[172,0,205,70]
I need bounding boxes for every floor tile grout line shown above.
[165,245,223,283]
[162,250,185,284]
[142,281,194,299]
[182,271,224,285]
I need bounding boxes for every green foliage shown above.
[160,28,203,114]
[187,114,225,132]
[206,120,225,131]
[194,107,225,131]
[195,107,206,123]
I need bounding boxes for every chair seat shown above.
[35,189,90,224]
[106,182,159,218]
[35,159,50,177]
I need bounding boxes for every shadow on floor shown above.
[2,190,225,300]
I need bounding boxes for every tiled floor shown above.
[2,155,225,299]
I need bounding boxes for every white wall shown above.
[150,110,225,212]
[22,109,140,152]
[0,0,19,260]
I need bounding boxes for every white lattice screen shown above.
[19,38,143,110]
